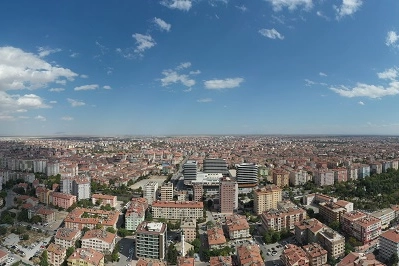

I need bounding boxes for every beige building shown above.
[261,207,306,232]
[272,169,290,188]
[151,201,204,220]
[254,185,282,215]
[81,229,116,254]
[210,256,233,266]
[180,218,197,243]
[64,208,119,230]
[281,244,309,266]
[371,208,395,230]
[91,194,117,208]
[47,243,66,266]
[303,243,328,266]
[67,248,104,266]
[55,228,82,249]
[160,183,174,201]
[225,214,250,239]
[317,227,345,259]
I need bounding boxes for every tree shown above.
[31,215,43,224]
[329,220,341,231]
[191,239,201,253]
[0,227,7,235]
[106,227,116,234]
[66,247,75,259]
[117,228,131,237]
[22,234,29,240]
[40,250,49,266]
[166,244,178,265]
[389,253,399,266]
[17,209,29,222]
[75,240,82,248]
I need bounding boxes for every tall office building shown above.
[136,222,167,260]
[203,158,228,175]
[143,181,159,205]
[219,177,238,214]
[160,182,174,202]
[236,163,258,186]
[183,160,197,184]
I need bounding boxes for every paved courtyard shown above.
[130,176,167,190]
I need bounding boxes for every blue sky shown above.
[0,0,398,136]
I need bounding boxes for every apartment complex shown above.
[261,207,306,232]
[379,227,399,262]
[125,198,148,231]
[67,248,104,266]
[143,181,159,205]
[272,169,290,188]
[341,211,382,244]
[64,208,119,230]
[219,177,238,214]
[303,243,328,266]
[160,182,174,202]
[136,222,167,260]
[55,228,82,249]
[370,208,395,230]
[91,194,117,208]
[151,201,203,220]
[225,214,250,240]
[81,229,116,254]
[72,177,91,200]
[50,192,77,209]
[254,185,282,215]
[180,218,197,243]
[280,244,309,266]
[47,243,67,266]
[318,200,353,224]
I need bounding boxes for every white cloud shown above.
[49,88,65,92]
[378,68,398,80]
[132,33,156,55]
[0,115,14,121]
[67,98,86,107]
[56,80,67,85]
[265,0,313,12]
[177,62,192,70]
[189,70,201,75]
[197,98,213,103]
[61,116,74,121]
[334,0,363,19]
[358,101,365,105]
[161,70,195,87]
[95,41,108,55]
[70,52,79,58]
[235,5,248,12]
[183,88,193,92]
[304,79,316,86]
[34,115,46,122]
[204,78,244,89]
[330,82,399,99]
[0,92,50,117]
[80,74,89,78]
[161,0,192,11]
[0,46,77,91]
[316,11,330,20]
[386,31,399,47]
[16,109,27,113]
[37,47,62,57]
[319,72,327,77]
[259,28,284,40]
[17,94,50,108]
[74,84,98,91]
[103,85,112,90]
[49,101,57,104]
[154,17,171,32]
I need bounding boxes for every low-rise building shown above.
[91,194,117,208]
[64,208,119,230]
[317,227,345,259]
[81,229,116,254]
[0,250,8,266]
[338,252,385,266]
[47,243,66,266]
[210,256,232,266]
[177,257,194,266]
[125,198,148,231]
[136,259,166,266]
[225,214,250,240]
[151,201,204,220]
[28,206,55,223]
[302,243,328,266]
[261,207,306,232]
[55,228,82,249]
[50,192,77,209]
[280,244,309,266]
[207,227,226,248]
[370,208,395,230]
[180,218,197,243]
[67,248,104,266]
[236,244,264,266]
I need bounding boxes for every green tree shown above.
[117,228,131,237]
[17,209,29,222]
[389,253,399,266]
[166,244,178,265]
[191,239,201,253]
[40,250,49,266]
[22,234,29,240]
[66,247,75,259]
[31,215,43,224]
[271,231,281,243]
[329,220,341,231]
[0,227,7,235]
[106,227,116,234]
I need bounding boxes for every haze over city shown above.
[0,0,398,136]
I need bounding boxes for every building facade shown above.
[143,181,159,205]
[219,177,238,214]
[151,201,204,220]
[136,222,167,260]
[254,185,282,215]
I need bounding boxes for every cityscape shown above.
[1,0,399,266]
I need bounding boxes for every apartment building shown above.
[347,166,358,181]
[379,227,399,262]
[303,243,328,266]
[91,194,117,208]
[73,177,91,200]
[338,252,384,266]
[50,192,77,209]
[55,228,82,249]
[289,169,311,186]
[357,164,370,179]
[225,214,250,240]
[333,168,348,183]
[313,170,334,187]
[210,256,232,266]
[136,222,167,260]
[151,201,203,220]
[143,181,159,205]
[183,160,197,185]
[318,200,352,224]
[370,162,382,175]
[160,183,174,202]
[302,193,337,206]
[178,257,194,266]
[341,211,367,234]
[67,248,104,266]
[236,244,264,266]
[295,219,325,245]
[370,208,395,230]
[207,227,226,249]
[125,198,148,231]
[47,243,66,266]
[261,207,306,232]
[280,244,309,266]
[254,185,282,215]
[81,229,116,254]
[64,208,119,230]
[193,183,204,202]
[28,206,55,223]
[317,227,345,259]
[272,169,289,188]
[219,177,238,214]
[341,211,382,244]
[36,186,52,204]
[181,218,196,243]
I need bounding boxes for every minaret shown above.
[181,232,185,256]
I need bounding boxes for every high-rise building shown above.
[143,181,159,205]
[46,161,60,176]
[236,163,258,186]
[72,177,91,201]
[183,160,197,184]
[379,228,399,262]
[160,182,174,202]
[219,177,238,214]
[203,158,228,175]
[136,222,167,260]
[254,185,282,215]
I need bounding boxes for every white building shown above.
[55,228,82,249]
[81,229,116,254]
[379,228,399,262]
[72,177,91,200]
[236,163,258,185]
[183,160,197,184]
[143,181,159,205]
[47,162,60,176]
[289,169,311,186]
[151,201,204,220]
[33,159,47,173]
[371,208,395,230]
